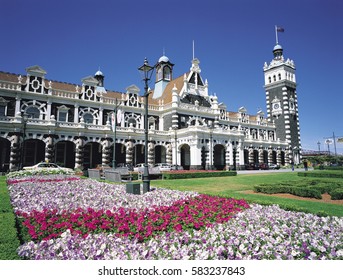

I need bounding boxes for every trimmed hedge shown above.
[254,184,322,199]
[314,166,343,171]
[254,179,343,200]
[298,171,343,179]
[330,188,343,200]
[162,171,237,180]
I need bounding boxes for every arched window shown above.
[83,113,94,124]
[273,75,276,82]
[163,67,171,80]
[278,73,281,80]
[157,68,163,81]
[128,118,137,128]
[268,77,271,83]
[26,106,40,119]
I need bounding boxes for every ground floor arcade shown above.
[0,134,289,172]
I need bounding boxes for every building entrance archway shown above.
[155,145,166,163]
[0,137,10,172]
[214,144,226,170]
[83,142,102,169]
[180,144,190,170]
[55,140,75,168]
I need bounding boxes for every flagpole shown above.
[192,40,195,60]
[275,25,278,44]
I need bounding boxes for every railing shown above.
[179,103,214,113]
[0,81,20,91]
[52,90,79,99]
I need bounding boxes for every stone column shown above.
[102,138,111,165]
[9,134,20,171]
[258,147,264,164]
[277,148,282,166]
[74,137,84,170]
[166,143,172,165]
[125,140,134,166]
[148,141,155,166]
[44,135,54,163]
[205,145,210,170]
[46,100,52,120]
[268,147,274,164]
[225,144,231,169]
[74,104,79,123]
[15,94,21,116]
[237,140,244,167]
[248,147,254,163]
[285,148,291,165]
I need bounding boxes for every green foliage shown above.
[306,155,343,166]
[0,178,21,259]
[330,188,343,200]
[254,184,322,199]
[254,179,343,200]
[298,171,343,178]
[163,171,237,180]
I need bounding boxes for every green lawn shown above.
[151,172,343,217]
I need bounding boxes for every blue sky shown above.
[1,0,342,154]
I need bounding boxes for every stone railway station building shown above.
[0,43,301,172]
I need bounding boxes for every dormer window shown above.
[163,67,171,80]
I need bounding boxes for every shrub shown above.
[330,188,343,200]
[298,171,343,179]
[254,185,322,199]
[290,187,322,199]
[163,171,236,180]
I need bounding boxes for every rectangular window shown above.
[59,112,67,122]
[0,106,5,116]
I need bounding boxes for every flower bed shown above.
[17,204,343,260]
[6,168,76,179]
[8,176,343,260]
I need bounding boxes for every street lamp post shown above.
[232,140,237,171]
[174,128,178,170]
[20,112,29,170]
[138,58,154,193]
[112,98,119,169]
[317,141,321,154]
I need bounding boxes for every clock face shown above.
[273,103,280,110]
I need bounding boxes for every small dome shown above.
[273,44,283,51]
[158,55,169,63]
[95,70,104,76]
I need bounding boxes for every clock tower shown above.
[263,42,302,164]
